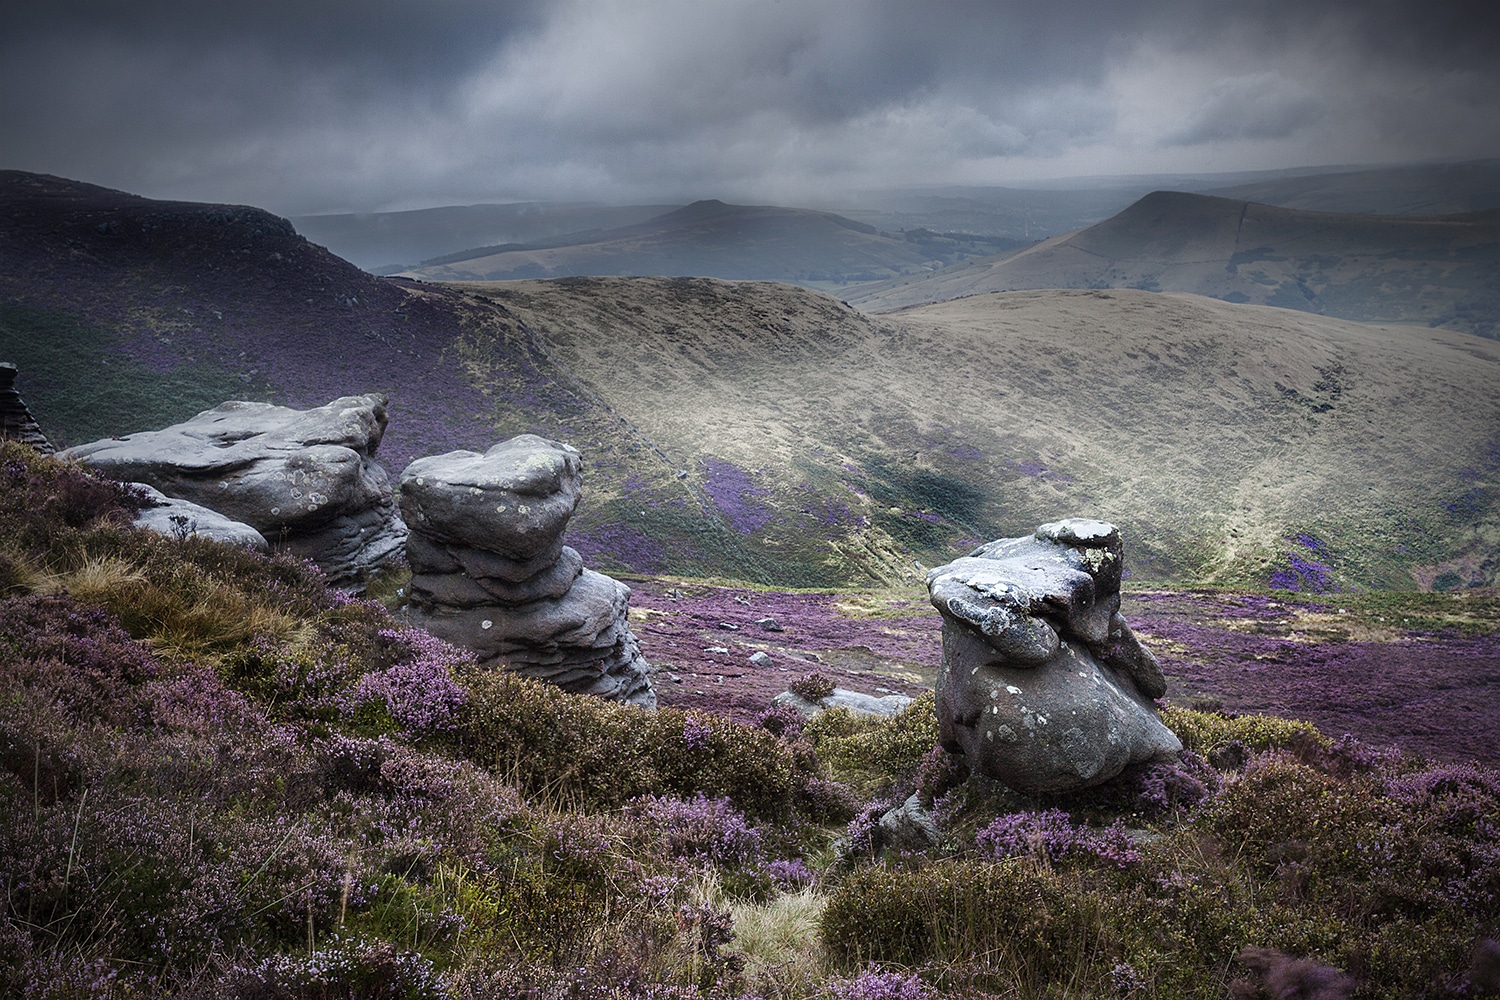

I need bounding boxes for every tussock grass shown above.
[728,886,830,994]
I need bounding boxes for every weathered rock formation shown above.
[62,394,405,588]
[0,363,53,454]
[773,687,913,719]
[130,484,270,551]
[399,434,655,707]
[926,518,1181,794]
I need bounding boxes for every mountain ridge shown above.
[846,190,1500,337]
[396,199,1016,286]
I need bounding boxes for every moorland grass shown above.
[0,443,1496,998]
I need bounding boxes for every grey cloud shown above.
[0,0,1496,213]
[1164,74,1326,147]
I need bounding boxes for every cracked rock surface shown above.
[63,394,406,589]
[399,434,655,707]
[926,518,1180,793]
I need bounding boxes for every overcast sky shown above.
[3,0,1497,215]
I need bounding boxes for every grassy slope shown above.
[849,192,1500,338]
[2,173,1496,591]
[466,279,1500,591]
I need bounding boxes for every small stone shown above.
[718,622,740,631]
[749,651,774,667]
[756,616,784,631]
[878,794,940,853]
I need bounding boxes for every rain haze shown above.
[3,0,1498,215]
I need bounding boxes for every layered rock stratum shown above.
[399,434,655,707]
[0,363,53,454]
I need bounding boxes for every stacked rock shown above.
[62,394,406,589]
[926,518,1181,794]
[0,363,54,454]
[399,434,656,707]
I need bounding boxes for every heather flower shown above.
[1134,751,1217,815]
[823,966,936,1000]
[754,702,806,740]
[682,713,714,750]
[1110,961,1146,995]
[338,627,471,736]
[976,809,1140,868]
[764,857,814,889]
[139,664,259,734]
[702,458,773,535]
[629,793,764,869]
[221,936,445,1000]
[842,797,896,858]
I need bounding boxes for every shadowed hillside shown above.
[399,200,1014,286]
[849,191,1500,337]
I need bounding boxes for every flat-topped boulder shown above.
[927,518,1180,794]
[399,433,654,708]
[62,394,405,589]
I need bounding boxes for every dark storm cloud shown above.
[2,0,1497,213]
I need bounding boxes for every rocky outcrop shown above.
[399,434,655,707]
[62,395,405,588]
[130,484,270,551]
[0,363,53,454]
[926,518,1181,794]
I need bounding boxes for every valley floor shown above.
[626,580,1500,765]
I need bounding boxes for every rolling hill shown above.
[1205,159,1500,216]
[290,201,680,273]
[847,190,1500,337]
[396,199,1016,286]
[2,172,1496,591]
[465,278,1500,592]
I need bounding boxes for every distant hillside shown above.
[465,279,1500,592]
[398,200,1016,286]
[1206,159,1500,216]
[3,173,1496,590]
[291,202,680,273]
[848,191,1500,337]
